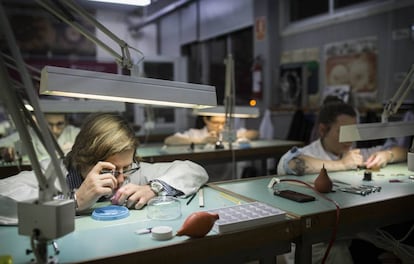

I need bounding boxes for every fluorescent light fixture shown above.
[193,106,260,118]
[339,121,414,142]
[39,99,126,113]
[39,66,217,109]
[86,0,151,6]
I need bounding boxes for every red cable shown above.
[278,178,341,264]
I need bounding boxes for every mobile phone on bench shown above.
[274,190,315,202]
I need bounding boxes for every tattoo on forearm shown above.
[292,157,306,176]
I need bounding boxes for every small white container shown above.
[151,226,173,241]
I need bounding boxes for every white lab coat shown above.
[277,139,384,175]
[277,139,373,264]
[0,125,80,161]
[172,126,251,181]
[33,125,80,160]
[129,160,208,196]
[0,159,208,224]
[173,126,248,140]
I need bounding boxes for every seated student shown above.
[164,115,259,146]
[276,99,408,263]
[277,100,407,176]
[64,113,208,211]
[164,116,259,181]
[350,110,414,263]
[0,112,208,224]
[0,113,80,162]
[164,115,259,181]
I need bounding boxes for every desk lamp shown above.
[36,0,216,109]
[2,52,41,89]
[39,99,126,113]
[0,4,72,264]
[208,54,258,179]
[193,105,260,118]
[222,54,237,143]
[1,53,66,160]
[220,54,261,140]
[193,54,260,143]
[339,64,414,170]
[1,1,216,263]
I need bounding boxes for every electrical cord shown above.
[356,223,414,262]
[276,178,341,264]
[397,223,414,243]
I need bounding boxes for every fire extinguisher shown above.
[251,56,263,100]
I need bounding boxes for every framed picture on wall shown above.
[324,37,377,101]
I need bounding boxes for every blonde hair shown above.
[65,113,139,173]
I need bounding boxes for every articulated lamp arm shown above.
[382,64,414,122]
[35,0,144,71]
[223,54,235,142]
[0,2,75,263]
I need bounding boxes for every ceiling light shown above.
[86,0,151,7]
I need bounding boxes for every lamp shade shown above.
[39,99,126,113]
[339,121,414,142]
[193,106,260,118]
[39,66,217,109]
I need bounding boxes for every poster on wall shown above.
[280,47,320,108]
[324,37,377,105]
[279,61,319,108]
[255,16,266,41]
[2,4,96,57]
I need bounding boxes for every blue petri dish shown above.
[91,205,130,221]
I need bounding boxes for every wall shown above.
[156,0,253,55]
[279,4,414,105]
[252,1,414,139]
[95,9,157,61]
[96,0,414,139]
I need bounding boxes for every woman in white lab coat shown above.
[65,112,208,212]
